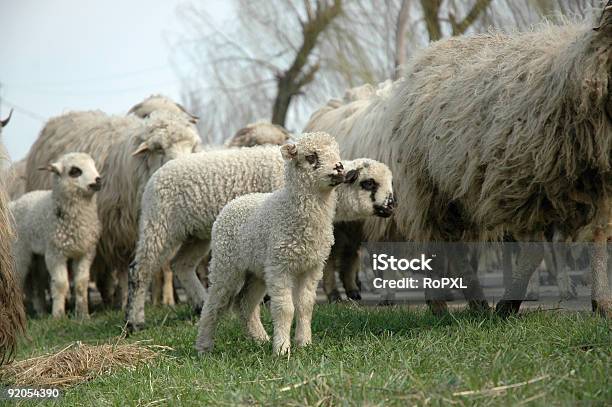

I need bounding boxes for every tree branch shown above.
[449,0,493,36]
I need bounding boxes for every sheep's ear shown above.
[131,142,150,156]
[0,109,13,128]
[39,162,62,175]
[344,169,360,184]
[280,143,298,160]
[127,102,143,116]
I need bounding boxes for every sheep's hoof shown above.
[495,300,522,318]
[346,290,362,301]
[327,290,342,303]
[192,304,203,316]
[426,300,448,316]
[592,300,612,318]
[125,321,145,334]
[467,300,490,313]
[196,343,214,355]
[377,299,394,306]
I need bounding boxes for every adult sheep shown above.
[225,121,291,147]
[24,103,201,307]
[305,6,612,316]
[0,110,27,365]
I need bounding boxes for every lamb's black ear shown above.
[344,169,360,184]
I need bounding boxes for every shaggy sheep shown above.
[125,148,394,330]
[305,8,612,315]
[0,110,26,365]
[195,132,345,355]
[10,153,101,318]
[127,94,199,124]
[5,159,26,200]
[225,121,291,147]
[24,106,201,307]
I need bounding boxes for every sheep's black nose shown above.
[89,177,102,191]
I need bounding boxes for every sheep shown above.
[24,105,201,308]
[0,110,27,365]
[305,7,612,316]
[195,132,346,355]
[125,147,394,330]
[5,159,26,200]
[225,121,291,147]
[127,94,199,124]
[10,153,101,318]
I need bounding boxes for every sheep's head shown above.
[281,132,345,191]
[340,159,395,220]
[127,94,199,124]
[40,152,101,197]
[227,121,291,147]
[131,111,201,170]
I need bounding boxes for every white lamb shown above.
[125,146,394,330]
[10,153,101,318]
[195,132,345,355]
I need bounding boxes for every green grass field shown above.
[6,304,612,406]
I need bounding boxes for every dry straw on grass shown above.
[0,339,170,388]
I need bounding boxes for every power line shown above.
[2,99,46,122]
[9,65,173,88]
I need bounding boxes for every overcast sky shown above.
[0,0,231,160]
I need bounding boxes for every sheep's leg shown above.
[162,263,175,306]
[151,268,163,305]
[496,242,544,317]
[195,276,234,353]
[266,268,294,355]
[340,245,361,301]
[322,256,340,303]
[72,252,94,319]
[452,245,489,312]
[591,226,611,317]
[293,268,322,348]
[45,251,69,318]
[237,275,269,342]
[172,238,209,312]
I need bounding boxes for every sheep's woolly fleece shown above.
[305,17,611,243]
[0,116,26,366]
[196,132,343,355]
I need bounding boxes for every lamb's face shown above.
[343,159,395,218]
[45,152,101,196]
[131,112,201,171]
[282,132,345,191]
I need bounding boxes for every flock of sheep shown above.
[0,5,611,360]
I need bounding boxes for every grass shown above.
[5,304,611,406]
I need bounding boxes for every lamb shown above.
[195,132,346,355]
[125,148,394,330]
[304,6,612,315]
[0,109,27,365]
[23,104,201,307]
[225,121,291,147]
[10,153,101,318]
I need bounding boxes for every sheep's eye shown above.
[360,178,377,191]
[306,153,319,167]
[68,167,82,178]
[305,152,318,165]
